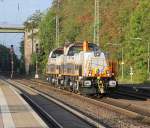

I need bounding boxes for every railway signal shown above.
[10,45,14,79]
[36,43,39,53]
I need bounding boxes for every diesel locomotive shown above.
[46,41,117,95]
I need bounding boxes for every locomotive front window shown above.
[68,46,82,56]
[67,43,100,56]
[89,43,99,51]
[51,50,64,58]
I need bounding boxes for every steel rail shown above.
[116,88,150,100]
[30,78,150,101]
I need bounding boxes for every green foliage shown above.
[19,40,25,74]
[38,9,56,72]
[124,0,150,82]
[24,10,43,31]
[0,44,10,71]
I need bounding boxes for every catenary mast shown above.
[56,0,60,47]
[93,0,100,46]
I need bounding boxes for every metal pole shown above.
[93,0,96,43]
[11,53,14,79]
[35,54,39,79]
[35,44,39,79]
[36,54,38,75]
[148,42,150,75]
[130,66,133,83]
[31,25,33,54]
[131,74,133,83]
[121,48,124,80]
[10,45,14,79]
[56,15,59,47]
[96,0,100,46]
[56,0,60,47]
[93,0,100,46]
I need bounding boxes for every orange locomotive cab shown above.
[83,40,89,52]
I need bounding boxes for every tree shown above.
[38,9,56,73]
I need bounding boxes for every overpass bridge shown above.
[0,25,32,74]
[0,25,25,33]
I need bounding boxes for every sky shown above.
[0,0,52,58]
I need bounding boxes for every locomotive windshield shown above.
[51,49,64,58]
[68,46,82,56]
[67,43,100,56]
[88,43,99,51]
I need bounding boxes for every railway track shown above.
[11,77,150,127]
[35,79,150,100]
[1,77,106,128]
[118,88,150,98]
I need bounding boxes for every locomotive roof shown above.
[66,42,98,47]
[56,47,64,51]
[52,47,64,54]
[53,42,99,51]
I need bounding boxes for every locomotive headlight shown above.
[88,70,92,76]
[106,70,110,76]
[88,73,92,76]
[52,78,55,83]
[109,80,116,87]
[112,73,115,76]
[84,80,91,87]
[79,76,83,80]
[94,51,101,57]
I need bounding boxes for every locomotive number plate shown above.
[109,81,116,87]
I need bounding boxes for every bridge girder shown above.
[0,27,25,33]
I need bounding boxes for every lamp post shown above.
[10,45,14,79]
[130,66,133,83]
[147,42,150,75]
[35,43,39,79]
[31,25,33,54]
[121,47,124,80]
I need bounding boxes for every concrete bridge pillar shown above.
[24,30,32,74]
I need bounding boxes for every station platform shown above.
[0,79,48,128]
